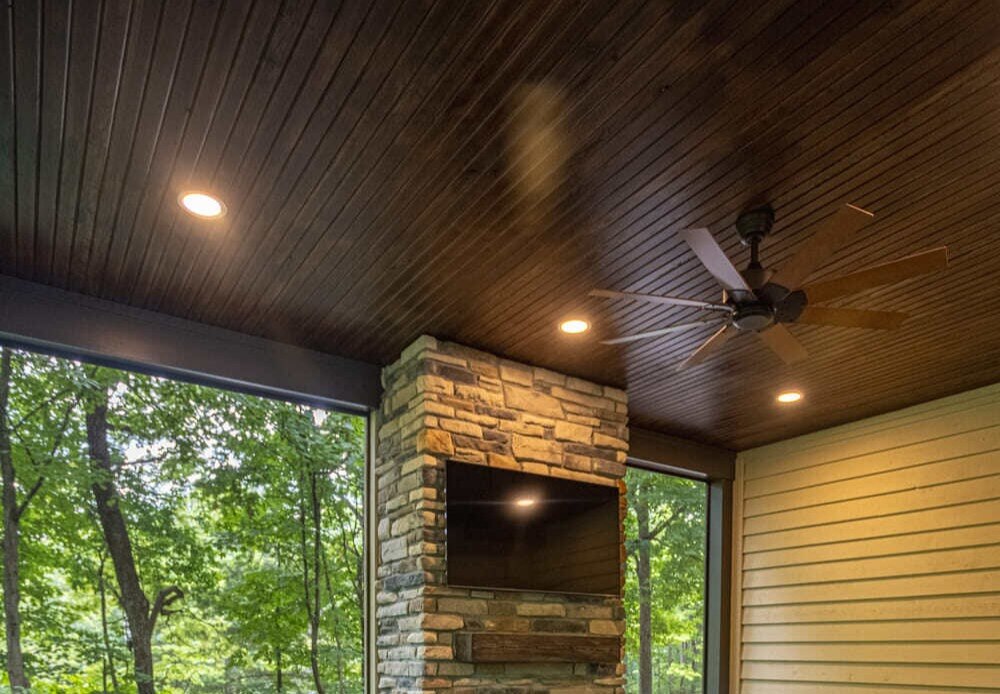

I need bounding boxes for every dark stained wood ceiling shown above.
[2,0,999,450]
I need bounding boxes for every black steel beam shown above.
[0,275,381,413]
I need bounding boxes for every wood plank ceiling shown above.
[2,0,999,450]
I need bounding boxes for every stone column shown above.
[375,335,628,693]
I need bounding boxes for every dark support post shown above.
[706,478,733,694]
[365,410,379,692]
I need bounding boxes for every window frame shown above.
[627,426,736,694]
[0,302,379,691]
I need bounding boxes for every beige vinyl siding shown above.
[732,382,1000,693]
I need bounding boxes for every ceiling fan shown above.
[591,204,949,370]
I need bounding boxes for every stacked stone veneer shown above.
[375,335,628,693]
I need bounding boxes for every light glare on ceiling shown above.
[559,318,590,334]
[179,191,226,219]
[777,390,803,404]
[514,497,537,507]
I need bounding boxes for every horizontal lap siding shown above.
[733,383,1000,692]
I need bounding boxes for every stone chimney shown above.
[375,336,628,692]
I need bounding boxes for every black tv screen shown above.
[446,461,621,596]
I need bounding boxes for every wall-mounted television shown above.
[445,460,621,596]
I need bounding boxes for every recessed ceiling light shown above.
[559,318,590,334]
[514,497,537,507]
[777,390,803,404]
[179,191,226,219]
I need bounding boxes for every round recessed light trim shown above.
[179,191,227,219]
[559,318,590,334]
[776,390,803,404]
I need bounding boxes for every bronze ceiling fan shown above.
[591,204,949,370]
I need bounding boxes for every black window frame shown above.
[0,275,381,691]
[627,427,736,694]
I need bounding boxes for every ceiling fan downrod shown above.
[735,204,775,291]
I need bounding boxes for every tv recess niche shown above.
[445,460,622,596]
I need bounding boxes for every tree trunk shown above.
[0,349,29,691]
[321,550,347,693]
[308,470,326,694]
[86,385,158,694]
[99,552,121,693]
[635,495,653,694]
[297,460,327,694]
[275,645,283,692]
[275,543,284,693]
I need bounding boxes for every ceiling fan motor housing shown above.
[732,302,775,332]
[726,285,807,331]
[772,289,807,323]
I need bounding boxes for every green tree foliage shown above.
[0,348,365,692]
[624,468,707,694]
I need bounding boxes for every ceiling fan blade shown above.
[589,288,732,312]
[757,324,809,364]
[797,305,908,330]
[601,319,723,345]
[679,228,753,293]
[676,324,737,371]
[802,246,948,304]
[769,204,875,291]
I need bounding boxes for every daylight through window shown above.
[624,466,709,694]
[0,346,366,692]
